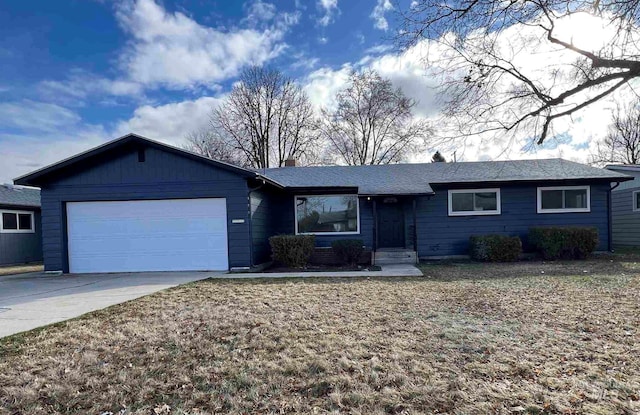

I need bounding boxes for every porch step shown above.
[374,250,417,265]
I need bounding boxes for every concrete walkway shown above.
[224,264,424,279]
[0,271,214,338]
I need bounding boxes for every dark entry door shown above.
[378,203,404,248]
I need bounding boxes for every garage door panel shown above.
[67,199,228,273]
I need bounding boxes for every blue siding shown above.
[611,185,640,246]
[40,146,251,272]
[268,185,610,257]
[416,183,610,257]
[0,209,42,265]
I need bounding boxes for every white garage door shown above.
[66,198,228,273]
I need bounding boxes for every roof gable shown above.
[14,133,257,187]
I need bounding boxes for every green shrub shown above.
[331,239,365,265]
[469,234,522,262]
[269,234,315,268]
[529,227,599,260]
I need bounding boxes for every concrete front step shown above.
[374,250,417,265]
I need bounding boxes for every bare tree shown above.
[183,129,246,166]
[321,70,430,165]
[399,0,640,145]
[431,151,447,162]
[592,99,640,164]
[196,66,319,169]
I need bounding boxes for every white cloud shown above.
[317,0,339,26]
[115,96,224,145]
[38,71,144,106]
[0,100,81,133]
[303,65,352,111]
[114,0,291,90]
[371,0,393,31]
[290,53,320,70]
[0,101,109,183]
[245,0,277,24]
[0,96,226,183]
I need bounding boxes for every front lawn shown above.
[1,257,640,414]
[0,263,43,276]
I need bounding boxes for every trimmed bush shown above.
[469,234,522,262]
[269,234,315,268]
[529,227,598,260]
[331,239,365,265]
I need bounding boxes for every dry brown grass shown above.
[0,264,43,277]
[1,256,640,414]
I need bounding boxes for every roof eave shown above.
[430,176,633,187]
[0,203,40,210]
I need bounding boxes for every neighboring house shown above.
[14,134,631,273]
[0,184,42,266]
[605,164,640,246]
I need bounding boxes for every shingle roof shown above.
[0,185,40,208]
[606,164,640,172]
[261,159,631,195]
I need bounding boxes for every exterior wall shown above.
[607,168,640,246]
[611,184,640,246]
[0,209,42,265]
[416,183,611,257]
[262,183,611,258]
[40,146,251,272]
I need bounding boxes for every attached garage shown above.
[14,134,265,273]
[66,199,228,273]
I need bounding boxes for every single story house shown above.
[14,134,631,273]
[0,184,42,266]
[605,164,640,246]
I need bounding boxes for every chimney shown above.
[284,158,297,167]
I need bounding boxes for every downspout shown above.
[247,179,267,268]
[608,181,621,252]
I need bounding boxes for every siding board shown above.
[611,186,640,246]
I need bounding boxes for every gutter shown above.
[608,181,622,252]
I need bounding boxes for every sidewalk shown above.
[221,264,424,279]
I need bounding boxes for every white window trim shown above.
[633,190,640,212]
[0,209,35,234]
[448,188,501,216]
[537,185,591,214]
[294,194,360,235]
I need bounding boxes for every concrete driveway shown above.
[0,271,217,338]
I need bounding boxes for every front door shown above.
[378,202,404,248]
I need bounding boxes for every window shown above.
[295,195,359,234]
[448,188,501,216]
[0,210,34,233]
[537,186,590,213]
[633,191,640,212]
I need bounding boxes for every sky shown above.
[0,0,623,183]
